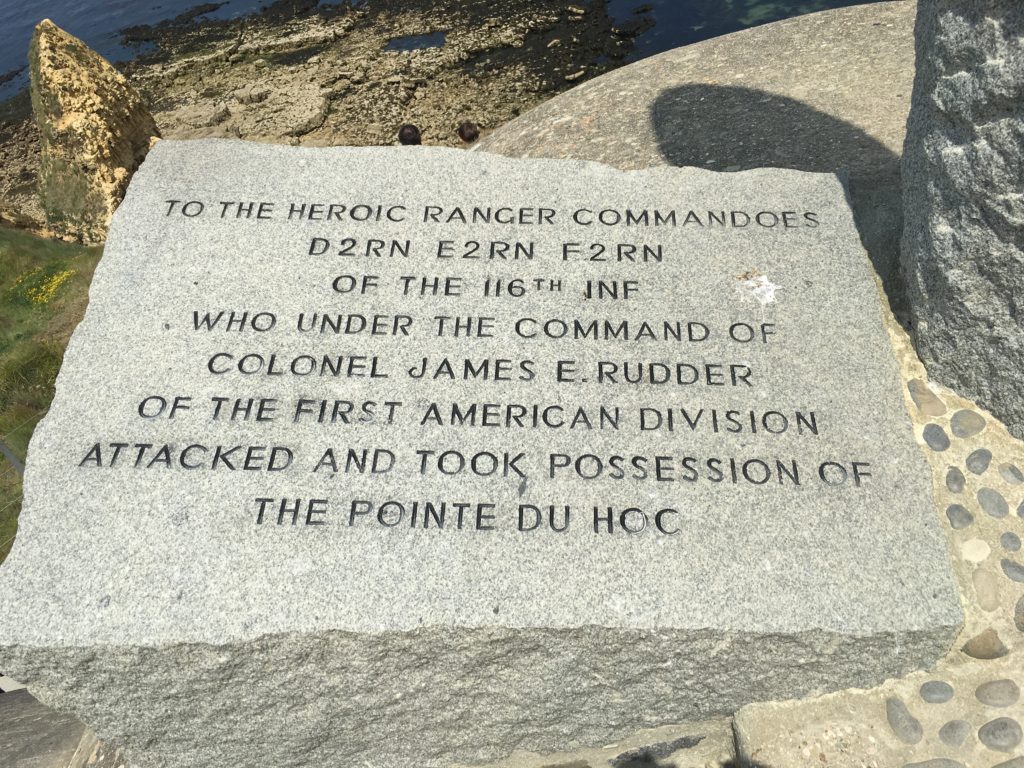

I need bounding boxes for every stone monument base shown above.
[0,139,960,767]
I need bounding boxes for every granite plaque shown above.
[0,140,961,768]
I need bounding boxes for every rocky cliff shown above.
[29,19,159,244]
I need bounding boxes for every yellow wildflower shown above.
[25,269,75,305]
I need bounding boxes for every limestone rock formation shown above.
[29,19,159,244]
[901,1,1024,438]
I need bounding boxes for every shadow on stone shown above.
[610,735,702,767]
[608,734,766,768]
[650,84,906,321]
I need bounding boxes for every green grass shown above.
[0,226,100,562]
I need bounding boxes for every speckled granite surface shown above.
[0,138,960,768]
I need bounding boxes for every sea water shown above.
[1,0,883,101]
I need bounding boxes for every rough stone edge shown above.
[3,623,958,768]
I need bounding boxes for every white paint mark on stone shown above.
[735,271,780,307]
